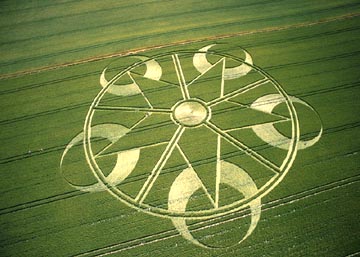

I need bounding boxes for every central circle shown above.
[172,99,210,127]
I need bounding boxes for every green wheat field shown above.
[0,1,359,256]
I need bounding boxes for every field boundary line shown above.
[0,12,359,80]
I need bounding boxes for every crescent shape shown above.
[220,161,261,244]
[193,44,217,74]
[100,68,141,96]
[168,168,205,248]
[251,94,323,151]
[60,124,140,192]
[223,50,253,80]
[136,56,162,80]
[100,56,162,96]
[168,161,261,248]
[193,44,253,80]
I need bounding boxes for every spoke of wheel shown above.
[208,78,269,107]
[215,135,221,208]
[94,106,172,114]
[206,121,280,174]
[176,144,192,168]
[223,119,290,133]
[227,99,291,121]
[136,126,186,204]
[187,58,225,88]
[176,144,216,208]
[172,54,190,100]
[131,71,180,88]
[128,72,154,108]
[220,60,226,98]
[95,115,150,158]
